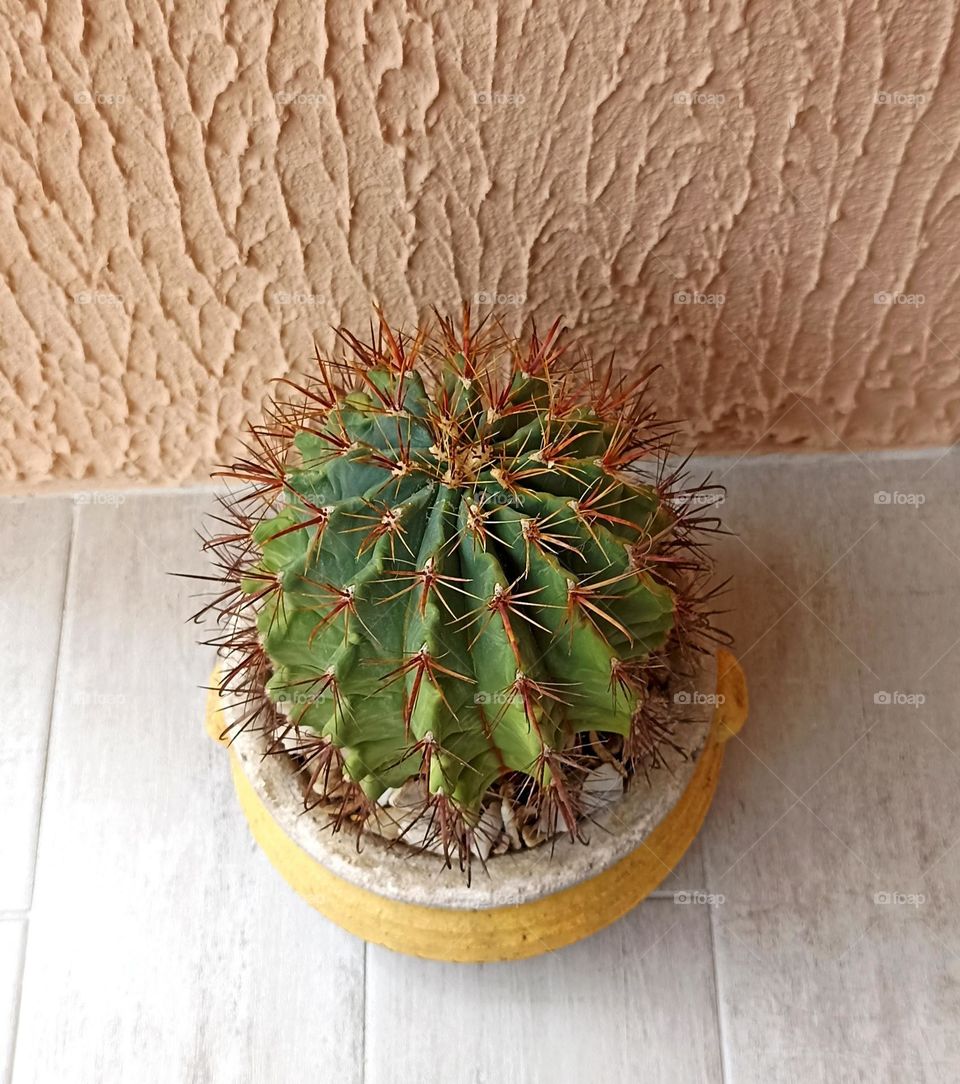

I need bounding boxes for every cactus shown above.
[198,311,724,870]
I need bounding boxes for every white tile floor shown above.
[1,449,958,1083]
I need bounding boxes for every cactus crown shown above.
[200,311,724,871]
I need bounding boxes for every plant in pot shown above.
[196,310,747,962]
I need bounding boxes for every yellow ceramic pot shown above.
[207,649,747,962]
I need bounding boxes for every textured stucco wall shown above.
[2,1,959,491]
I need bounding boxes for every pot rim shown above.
[222,652,717,910]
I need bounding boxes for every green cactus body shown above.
[203,314,721,861]
[247,371,675,800]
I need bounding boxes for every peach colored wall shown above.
[2,1,958,491]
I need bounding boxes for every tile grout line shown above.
[2,921,27,1084]
[706,891,730,1084]
[360,940,368,1084]
[23,500,77,909]
[7,501,78,1084]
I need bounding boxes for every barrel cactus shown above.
[199,311,723,872]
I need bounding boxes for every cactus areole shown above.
[200,312,725,875]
